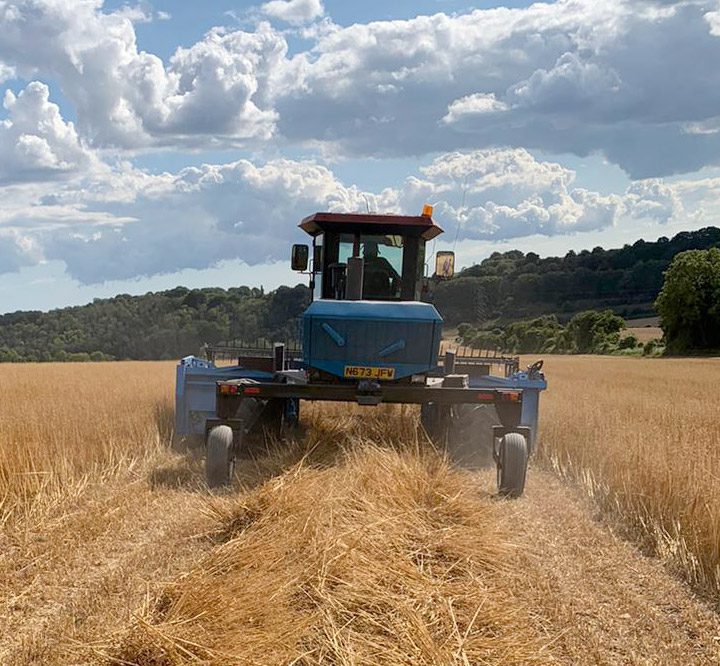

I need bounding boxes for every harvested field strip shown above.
[535,355,720,602]
[114,436,553,665]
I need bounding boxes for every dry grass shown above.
[0,362,174,525]
[0,359,718,663]
[112,407,552,665]
[535,355,720,600]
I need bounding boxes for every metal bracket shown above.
[492,425,531,440]
[356,379,382,405]
[205,418,245,453]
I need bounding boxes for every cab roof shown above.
[299,212,443,241]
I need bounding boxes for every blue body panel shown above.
[467,372,547,450]
[175,356,273,437]
[174,299,547,450]
[303,300,443,380]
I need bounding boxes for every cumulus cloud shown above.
[443,94,509,124]
[0,62,14,83]
[2,1,720,176]
[273,0,720,177]
[0,1,284,147]
[0,81,94,183]
[386,150,621,241]
[705,5,720,35]
[419,150,574,195]
[0,147,634,283]
[6,158,369,283]
[1,142,717,284]
[507,53,622,113]
[261,0,324,25]
[624,180,684,223]
[0,227,40,273]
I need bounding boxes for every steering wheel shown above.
[527,360,544,377]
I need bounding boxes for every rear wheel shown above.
[496,432,528,498]
[206,425,235,488]
[421,403,451,443]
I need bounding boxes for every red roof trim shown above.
[299,212,444,240]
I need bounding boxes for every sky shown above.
[2,0,720,313]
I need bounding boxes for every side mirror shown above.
[435,251,455,278]
[291,244,309,271]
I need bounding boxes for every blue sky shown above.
[1,0,720,313]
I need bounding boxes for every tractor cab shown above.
[291,208,453,303]
[290,208,455,384]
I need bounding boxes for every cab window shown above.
[323,231,414,301]
[361,235,403,300]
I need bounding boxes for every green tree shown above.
[567,310,625,353]
[618,334,639,350]
[655,248,720,353]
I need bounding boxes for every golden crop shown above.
[1,355,718,611]
[0,362,174,525]
[535,355,720,598]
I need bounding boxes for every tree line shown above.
[0,227,718,362]
[457,310,660,356]
[0,285,310,362]
[430,227,720,324]
[456,246,720,356]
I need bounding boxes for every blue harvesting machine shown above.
[175,208,547,496]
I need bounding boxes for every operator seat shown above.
[363,264,392,299]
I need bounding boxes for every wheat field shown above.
[114,415,552,665]
[1,358,719,664]
[0,362,174,525]
[535,355,720,598]
[1,358,719,598]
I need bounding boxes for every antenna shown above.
[362,194,373,214]
[453,175,469,253]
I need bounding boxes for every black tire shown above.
[421,403,451,443]
[206,425,235,488]
[496,432,528,498]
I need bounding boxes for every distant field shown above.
[625,316,660,328]
[624,316,662,343]
[624,326,662,343]
[534,355,720,598]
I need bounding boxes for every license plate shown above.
[343,365,395,380]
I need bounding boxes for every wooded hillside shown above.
[432,227,720,324]
[0,285,309,362]
[1,227,718,361]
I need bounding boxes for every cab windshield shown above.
[338,234,404,299]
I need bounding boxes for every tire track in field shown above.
[503,468,720,665]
